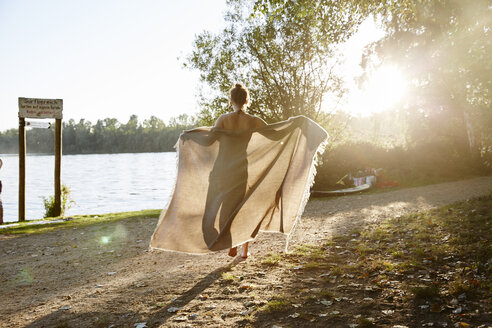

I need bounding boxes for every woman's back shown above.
[215,111,266,131]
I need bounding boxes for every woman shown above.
[149,84,327,257]
[214,83,267,258]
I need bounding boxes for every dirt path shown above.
[1,176,491,328]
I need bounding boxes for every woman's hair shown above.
[229,83,249,109]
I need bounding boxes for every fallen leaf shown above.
[456,323,469,328]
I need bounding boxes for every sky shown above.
[0,0,392,132]
[0,0,228,131]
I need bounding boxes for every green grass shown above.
[302,261,326,270]
[261,252,283,266]
[221,272,237,282]
[0,209,161,235]
[261,296,292,313]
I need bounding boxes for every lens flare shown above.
[101,236,111,244]
[9,267,34,287]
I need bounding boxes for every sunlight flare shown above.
[348,65,407,116]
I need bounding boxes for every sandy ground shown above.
[0,176,491,328]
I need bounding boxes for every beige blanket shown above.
[150,116,328,253]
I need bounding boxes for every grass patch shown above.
[292,244,319,255]
[303,261,326,270]
[221,272,237,282]
[261,296,292,313]
[0,209,161,235]
[410,285,440,299]
[261,252,283,266]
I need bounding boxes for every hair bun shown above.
[235,83,243,89]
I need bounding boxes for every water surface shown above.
[0,152,177,222]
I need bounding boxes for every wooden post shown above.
[54,118,62,217]
[18,117,26,222]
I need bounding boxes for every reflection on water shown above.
[0,152,176,222]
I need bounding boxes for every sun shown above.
[347,65,407,116]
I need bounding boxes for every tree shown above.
[359,0,491,164]
[186,0,367,125]
[271,0,491,164]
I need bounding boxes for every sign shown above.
[25,120,52,129]
[18,98,63,119]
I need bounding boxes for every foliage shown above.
[314,139,484,190]
[186,0,367,125]
[255,0,492,178]
[42,184,76,218]
[0,114,196,154]
[361,0,492,164]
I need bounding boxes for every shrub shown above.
[43,184,75,218]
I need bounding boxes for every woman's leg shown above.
[241,242,249,258]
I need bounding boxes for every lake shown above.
[0,152,177,223]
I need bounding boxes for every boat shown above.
[310,183,372,197]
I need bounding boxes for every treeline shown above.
[0,114,196,154]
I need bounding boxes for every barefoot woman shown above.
[214,83,266,258]
[150,84,327,256]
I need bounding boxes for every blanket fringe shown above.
[284,137,328,253]
[148,137,182,252]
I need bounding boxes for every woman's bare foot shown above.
[228,247,237,257]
